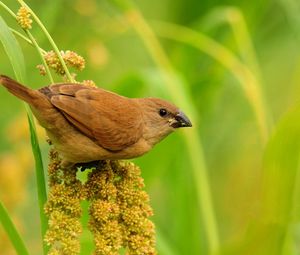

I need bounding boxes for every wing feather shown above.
[47,84,143,151]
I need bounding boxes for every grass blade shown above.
[0,11,48,254]
[0,15,26,82]
[0,201,29,255]
[27,112,48,254]
[234,104,300,254]
[261,104,300,241]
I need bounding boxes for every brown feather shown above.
[49,84,143,151]
[0,75,45,106]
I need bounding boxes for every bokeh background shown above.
[1,0,300,254]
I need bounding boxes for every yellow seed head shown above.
[63,50,85,71]
[87,160,157,254]
[45,148,83,255]
[36,64,46,76]
[82,80,97,88]
[17,6,32,30]
[43,50,85,76]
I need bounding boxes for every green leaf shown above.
[0,201,29,255]
[0,15,26,83]
[0,11,48,254]
[262,105,300,225]
[235,104,300,255]
[27,112,48,254]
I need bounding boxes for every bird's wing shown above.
[46,84,143,151]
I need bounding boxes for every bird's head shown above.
[137,97,192,146]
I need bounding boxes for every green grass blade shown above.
[27,113,48,254]
[261,104,300,228]
[237,104,300,254]
[0,15,26,82]
[0,201,29,255]
[201,7,262,79]
[0,11,48,254]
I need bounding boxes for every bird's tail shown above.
[0,75,44,107]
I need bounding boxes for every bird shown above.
[0,75,192,166]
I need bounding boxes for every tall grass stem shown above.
[25,31,54,83]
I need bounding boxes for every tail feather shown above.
[0,75,40,105]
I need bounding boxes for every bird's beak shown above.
[171,111,192,128]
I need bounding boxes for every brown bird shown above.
[0,75,192,166]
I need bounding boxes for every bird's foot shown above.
[75,160,99,171]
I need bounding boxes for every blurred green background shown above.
[1,0,300,254]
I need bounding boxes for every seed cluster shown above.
[82,80,97,88]
[16,6,32,30]
[43,50,85,75]
[86,160,156,255]
[44,149,84,255]
[45,150,157,255]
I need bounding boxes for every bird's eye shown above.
[159,108,168,117]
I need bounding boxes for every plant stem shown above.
[0,201,30,255]
[25,31,54,83]
[224,7,262,81]
[0,1,16,18]
[224,7,273,132]
[10,27,34,45]
[18,0,74,82]
[10,27,47,56]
